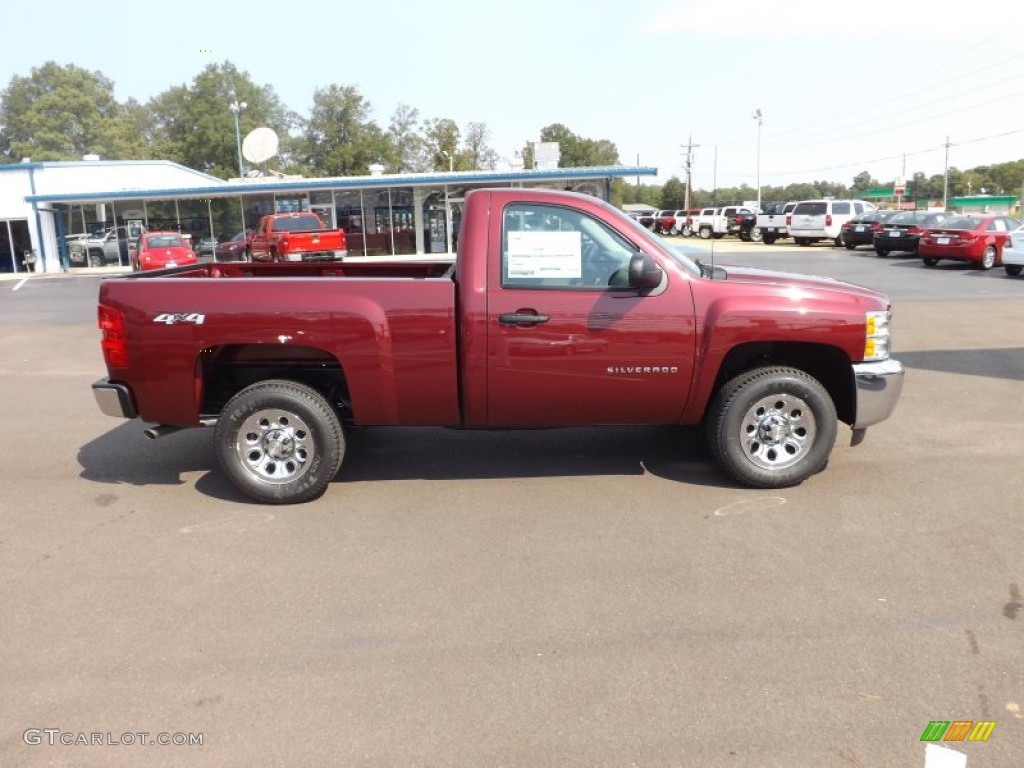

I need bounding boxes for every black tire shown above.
[875,248,889,257]
[796,238,811,247]
[215,380,345,504]
[833,233,845,247]
[707,366,837,488]
[844,242,855,251]
[749,228,763,243]
[979,245,997,270]
[698,226,712,240]
[87,250,102,268]
[739,232,751,242]
[1005,264,1022,277]
[682,225,693,238]
[762,235,777,245]
[923,257,939,267]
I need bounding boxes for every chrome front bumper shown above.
[851,358,904,431]
[92,378,137,419]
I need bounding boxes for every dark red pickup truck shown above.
[93,188,904,503]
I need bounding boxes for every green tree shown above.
[294,84,390,177]
[522,123,620,168]
[661,177,686,209]
[149,62,294,179]
[850,171,877,195]
[461,121,498,170]
[423,118,462,171]
[0,62,121,162]
[388,103,424,172]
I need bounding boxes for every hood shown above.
[716,265,888,303]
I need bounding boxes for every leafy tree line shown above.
[2,61,1022,212]
[619,162,1024,212]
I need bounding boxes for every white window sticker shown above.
[507,231,582,279]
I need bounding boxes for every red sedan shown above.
[918,213,1021,270]
[132,232,198,272]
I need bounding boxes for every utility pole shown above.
[942,136,951,211]
[682,135,700,210]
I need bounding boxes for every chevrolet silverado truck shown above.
[246,212,347,262]
[92,188,904,504]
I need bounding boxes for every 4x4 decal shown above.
[153,312,205,325]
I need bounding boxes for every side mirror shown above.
[628,252,663,290]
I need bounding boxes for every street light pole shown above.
[752,108,763,211]
[229,98,247,178]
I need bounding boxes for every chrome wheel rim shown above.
[235,408,315,484]
[740,393,816,470]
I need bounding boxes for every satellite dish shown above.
[242,127,279,164]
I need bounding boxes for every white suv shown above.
[788,199,876,247]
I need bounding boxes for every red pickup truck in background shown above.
[93,188,904,504]
[246,211,347,262]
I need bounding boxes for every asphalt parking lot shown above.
[1,245,1022,767]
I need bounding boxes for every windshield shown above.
[146,234,184,248]
[610,201,701,276]
[273,215,323,232]
[939,217,982,230]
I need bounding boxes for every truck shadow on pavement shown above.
[899,347,1024,381]
[77,422,735,502]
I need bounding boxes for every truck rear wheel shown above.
[215,380,345,504]
[707,366,837,488]
[698,226,712,239]
[749,229,763,243]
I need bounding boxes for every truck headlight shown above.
[864,310,890,361]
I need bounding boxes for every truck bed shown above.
[121,260,456,280]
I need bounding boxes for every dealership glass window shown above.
[334,190,367,257]
[309,191,335,229]
[242,194,275,234]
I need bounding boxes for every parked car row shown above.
[844,211,1021,270]
[635,200,1023,273]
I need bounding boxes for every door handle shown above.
[499,312,550,325]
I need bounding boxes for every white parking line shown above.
[11,278,27,291]
[925,744,966,767]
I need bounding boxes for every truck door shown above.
[485,202,696,427]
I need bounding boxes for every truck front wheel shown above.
[707,366,837,488]
[215,380,345,504]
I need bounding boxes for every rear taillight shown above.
[98,305,128,367]
[786,215,792,226]
[826,214,833,226]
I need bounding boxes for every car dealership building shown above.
[0,160,657,274]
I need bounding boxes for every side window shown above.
[502,203,636,290]
[854,203,864,214]
[991,219,1006,232]
[833,202,851,215]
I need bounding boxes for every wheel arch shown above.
[198,343,352,424]
[704,341,855,426]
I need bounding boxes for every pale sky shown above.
[7,0,1024,190]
